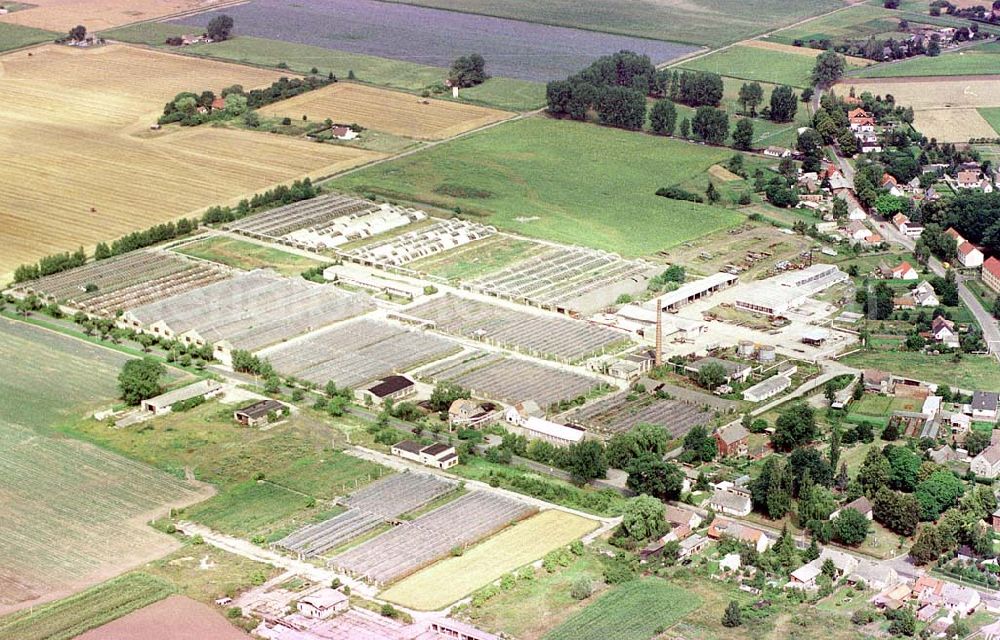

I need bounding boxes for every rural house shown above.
[233,399,287,427]
[361,375,415,406]
[448,399,498,428]
[911,281,939,307]
[863,369,893,394]
[890,261,918,280]
[714,421,749,457]
[391,440,459,469]
[957,241,984,268]
[707,518,769,552]
[665,505,703,530]
[983,257,1000,294]
[831,496,873,521]
[141,380,222,415]
[929,316,958,347]
[708,488,752,516]
[297,588,349,619]
[971,391,999,422]
[971,445,1000,478]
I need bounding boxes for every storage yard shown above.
[121,270,374,361]
[403,294,629,362]
[330,490,535,585]
[467,245,658,315]
[420,350,604,408]
[263,318,460,388]
[227,192,427,250]
[277,473,455,558]
[12,251,229,316]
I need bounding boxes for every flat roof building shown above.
[141,379,222,415]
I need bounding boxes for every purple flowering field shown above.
[173,0,698,82]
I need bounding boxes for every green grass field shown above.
[767,4,899,45]
[979,107,1000,136]
[544,578,700,640]
[334,117,743,256]
[175,235,324,276]
[383,510,597,610]
[100,26,545,111]
[407,235,543,281]
[841,350,1000,390]
[0,22,58,52]
[377,0,841,46]
[680,45,828,88]
[854,42,1000,77]
[0,573,175,640]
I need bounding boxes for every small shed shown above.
[233,399,287,427]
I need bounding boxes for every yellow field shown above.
[0,44,381,277]
[0,0,229,31]
[262,82,513,140]
[743,39,870,67]
[839,76,1000,141]
[380,509,598,610]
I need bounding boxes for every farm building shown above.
[863,369,893,393]
[707,518,769,552]
[448,399,499,428]
[297,588,349,619]
[684,357,751,384]
[120,271,373,365]
[651,272,739,312]
[742,375,791,402]
[707,489,752,517]
[469,245,659,316]
[714,422,749,457]
[677,534,709,560]
[233,399,287,427]
[732,264,847,317]
[141,380,222,415]
[801,328,829,345]
[361,375,416,405]
[391,440,459,469]
[324,263,425,300]
[503,405,586,446]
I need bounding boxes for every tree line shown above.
[160,75,336,127]
[201,178,318,224]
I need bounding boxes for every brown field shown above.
[74,595,249,640]
[0,0,230,31]
[0,44,382,277]
[261,82,514,140]
[838,76,1000,141]
[742,39,870,66]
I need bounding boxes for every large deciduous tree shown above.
[118,357,166,405]
[769,85,798,123]
[770,403,816,451]
[206,14,234,41]
[449,53,489,88]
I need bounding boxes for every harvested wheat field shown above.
[742,39,870,67]
[262,82,513,140]
[0,44,381,277]
[0,0,230,32]
[839,76,1000,141]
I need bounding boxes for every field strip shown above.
[740,39,870,66]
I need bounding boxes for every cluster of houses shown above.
[848,108,882,154]
[873,575,982,627]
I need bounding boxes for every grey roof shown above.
[972,391,999,411]
[716,422,750,444]
[393,440,424,455]
[235,399,285,419]
[710,489,751,512]
[144,379,221,408]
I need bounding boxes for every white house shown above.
[971,391,999,422]
[503,405,585,446]
[391,440,459,469]
[297,588,349,619]
[891,261,918,280]
[971,444,1000,478]
[957,241,984,268]
[787,563,821,590]
[911,281,939,307]
[708,489,752,517]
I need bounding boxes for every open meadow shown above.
[0,0,231,31]
[854,40,1000,77]
[174,235,325,276]
[0,22,58,51]
[262,82,513,140]
[680,44,866,87]
[382,510,598,610]
[837,75,1000,141]
[335,116,744,257]
[840,350,1000,390]
[0,319,210,615]
[174,0,699,82]
[0,44,381,278]
[766,3,901,45]
[361,0,842,47]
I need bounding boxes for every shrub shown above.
[570,577,593,600]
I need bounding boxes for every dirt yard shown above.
[0,44,382,277]
[262,82,514,140]
[0,0,231,32]
[74,595,250,639]
[839,76,1000,141]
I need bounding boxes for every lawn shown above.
[0,21,58,51]
[101,26,547,111]
[382,510,598,610]
[59,402,387,539]
[544,578,700,640]
[334,117,744,257]
[368,0,842,47]
[176,235,325,276]
[680,45,827,88]
[840,350,1000,390]
[0,573,175,640]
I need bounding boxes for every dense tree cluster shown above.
[118,358,166,405]
[449,53,489,88]
[206,14,235,41]
[160,76,334,126]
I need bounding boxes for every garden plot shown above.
[124,270,374,354]
[226,191,426,250]
[420,350,603,409]
[557,390,716,439]
[348,219,496,267]
[263,318,460,389]
[330,491,535,585]
[173,0,698,82]
[277,473,455,558]
[13,250,229,316]
[468,244,658,315]
[404,295,629,362]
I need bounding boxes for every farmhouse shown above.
[503,405,586,446]
[890,261,918,280]
[764,146,792,158]
[957,241,985,268]
[297,588,349,619]
[742,375,791,402]
[707,518,769,552]
[708,489,752,516]
[665,505,702,530]
[685,357,751,384]
[971,391,999,422]
[911,281,940,307]
[360,375,416,406]
[955,169,992,192]
[787,563,821,590]
[448,399,499,428]
[331,126,359,141]
[141,380,222,415]
[863,369,893,393]
[970,445,1000,478]
[233,399,287,427]
[678,534,710,560]
[929,316,958,347]
[391,440,459,469]
[848,108,875,131]
[848,561,899,591]
[984,257,1000,294]
[714,421,749,457]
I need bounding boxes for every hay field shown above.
[0,319,211,615]
[262,82,513,140]
[742,39,870,67]
[0,44,381,277]
[838,76,1000,141]
[381,510,597,610]
[0,0,230,31]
